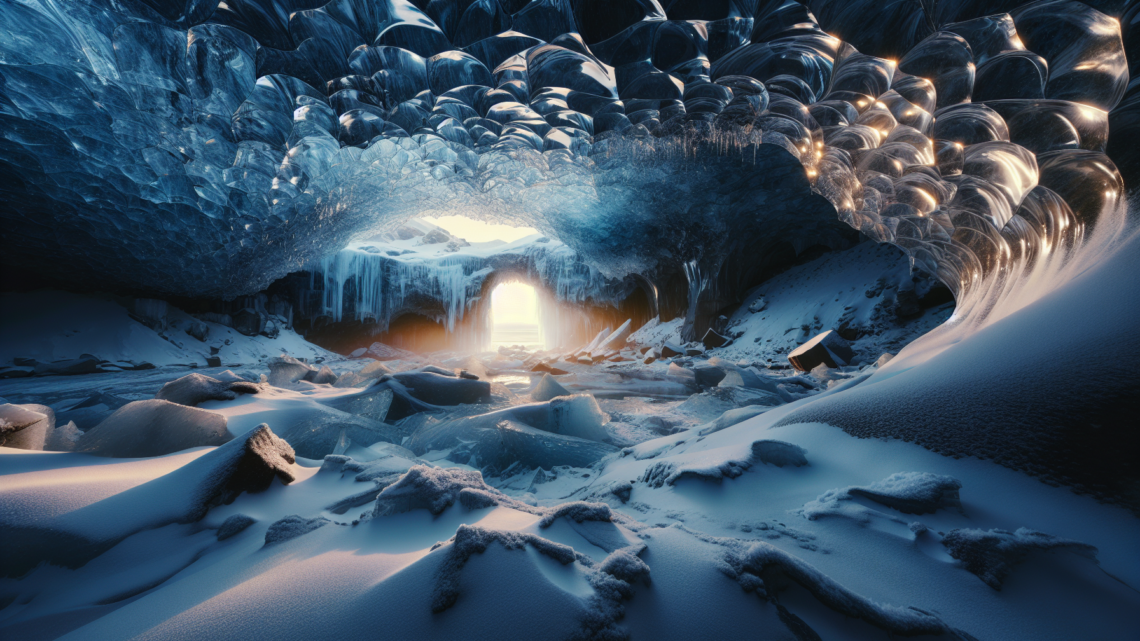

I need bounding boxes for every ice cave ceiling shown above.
[0,0,1134,309]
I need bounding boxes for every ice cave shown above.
[1,0,1138,639]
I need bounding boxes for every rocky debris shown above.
[701,328,730,349]
[0,403,52,450]
[373,465,507,517]
[217,514,257,541]
[530,373,571,402]
[532,362,569,376]
[33,354,100,376]
[847,472,962,515]
[310,365,338,385]
[941,527,1099,589]
[391,370,491,405]
[77,399,231,457]
[267,354,315,386]
[0,366,32,379]
[264,515,331,545]
[748,297,768,313]
[660,341,684,358]
[156,373,263,407]
[205,356,222,367]
[787,330,855,371]
[751,440,809,467]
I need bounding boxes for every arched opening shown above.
[489,282,542,349]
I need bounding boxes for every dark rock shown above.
[458,370,480,380]
[205,356,222,367]
[0,367,32,379]
[611,482,633,503]
[186,319,209,342]
[231,308,266,337]
[847,472,962,515]
[660,342,684,358]
[788,331,854,371]
[702,328,731,348]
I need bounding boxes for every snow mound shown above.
[538,502,614,529]
[803,472,963,520]
[750,440,809,468]
[217,514,258,541]
[77,400,230,458]
[941,527,1099,590]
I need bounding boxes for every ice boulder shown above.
[156,373,263,407]
[530,373,571,402]
[267,355,316,386]
[311,365,338,385]
[391,370,491,405]
[788,330,855,371]
[77,399,231,457]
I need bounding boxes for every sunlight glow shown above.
[490,282,543,348]
[421,215,538,243]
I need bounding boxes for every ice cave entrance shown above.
[489,282,543,349]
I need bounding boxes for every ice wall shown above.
[0,0,1133,339]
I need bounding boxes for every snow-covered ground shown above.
[1,235,1138,640]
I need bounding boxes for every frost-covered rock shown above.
[77,400,230,457]
[311,365,338,385]
[265,515,331,545]
[941,527,1098,589]
[217,514,257,541]
[373,465,506,517]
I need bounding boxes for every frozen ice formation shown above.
[2,0,1130,344]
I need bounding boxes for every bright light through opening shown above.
[422,215,538,243]
[490,282,542,349]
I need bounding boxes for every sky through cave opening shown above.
[489,282,543,350]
